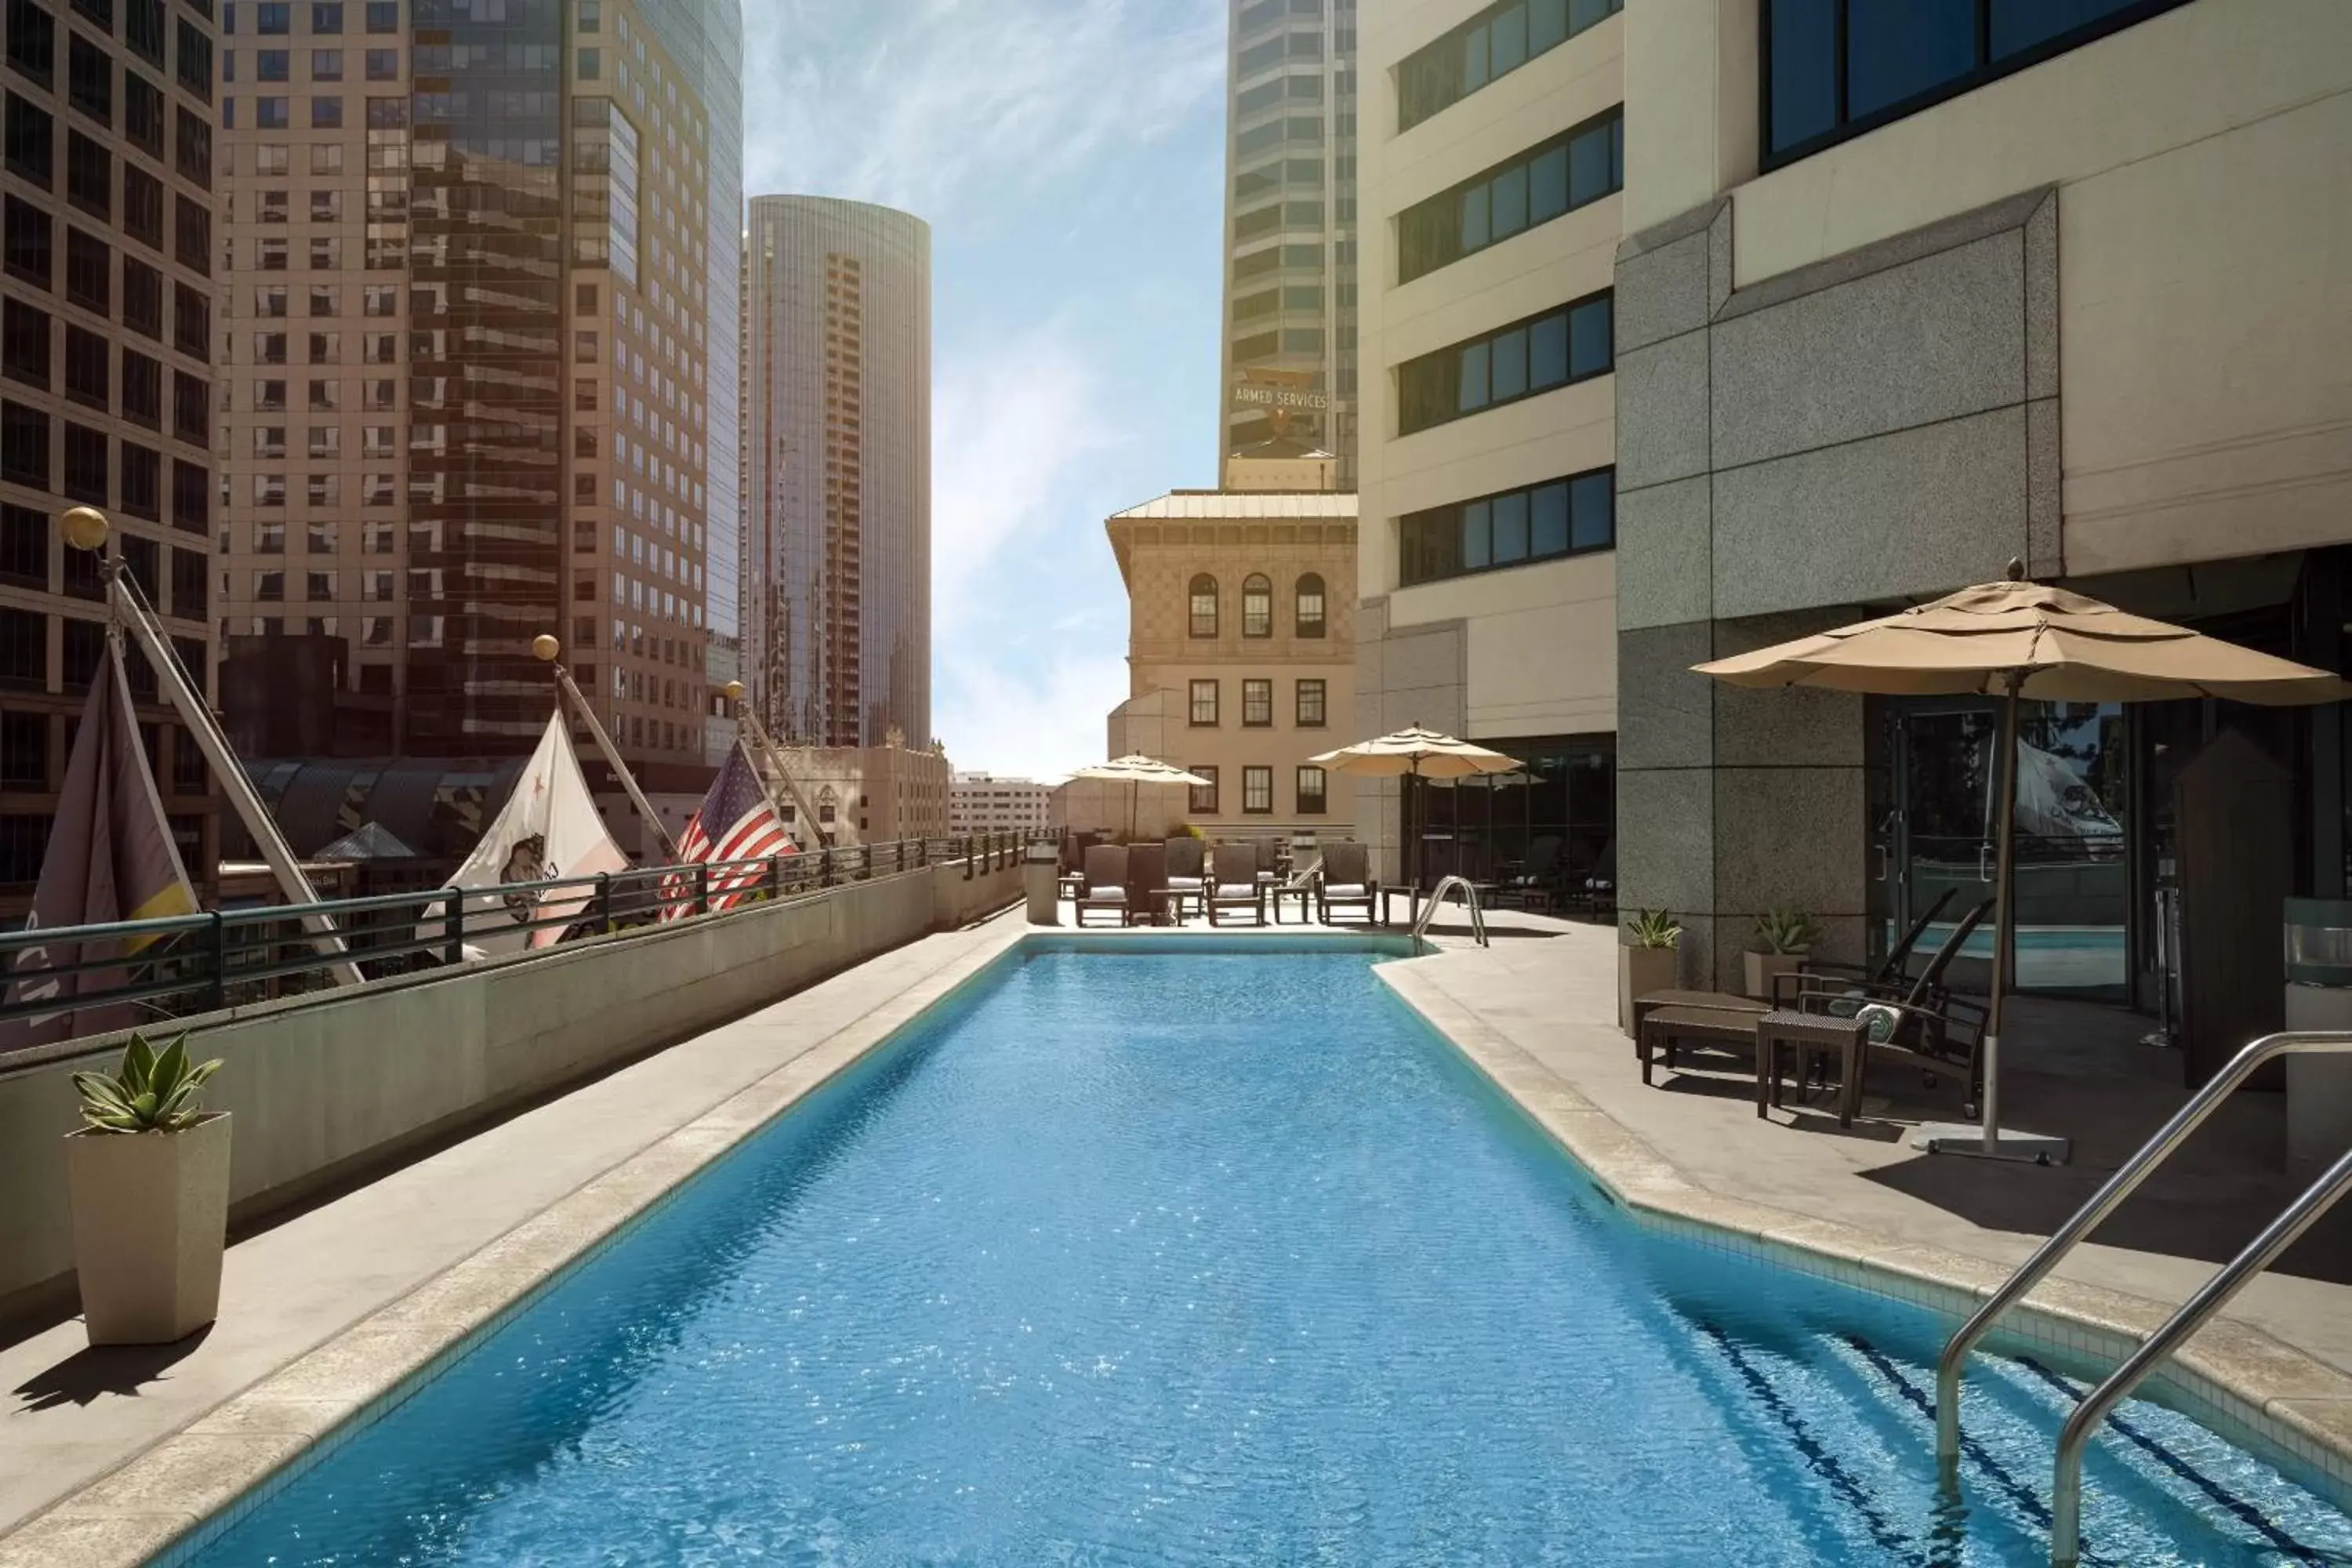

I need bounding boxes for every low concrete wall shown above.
[0,856,1021,1320]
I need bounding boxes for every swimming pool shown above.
[176,942,2352,1566]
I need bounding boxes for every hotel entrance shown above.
[1869,699,2133,1006]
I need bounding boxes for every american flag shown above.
[662,740,794,918]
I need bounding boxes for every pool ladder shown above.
[1932,1029,2352,1567]
[1409,876,1487,946]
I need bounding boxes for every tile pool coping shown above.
[3,926,2348,1563]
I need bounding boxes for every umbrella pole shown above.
[1924,673,2069,1164]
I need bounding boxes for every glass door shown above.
[1896,706,2002,995]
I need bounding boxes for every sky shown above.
[742,0,1232,782]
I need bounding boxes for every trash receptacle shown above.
[1024,840,1061,926]
[2284,898,2352,1178]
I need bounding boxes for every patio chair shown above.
[1207,844,1266,926]
[1124,841,1171,926]
[1075,844,1131,927]
[1163,836,1206,919]
[1791,887,1958,993]
[1317,840,1378,925]
[1775,898,1991,1016]
[1570,839,1616,924]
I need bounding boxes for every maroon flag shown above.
[661,739,794,920]
[1,638,198,1050]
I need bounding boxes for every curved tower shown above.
[742,196,931,749]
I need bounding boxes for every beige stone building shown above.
[0,0,223,910]
[1095,488,1356,840]
[213,0,739,768]
[759,729,948,848]
[1354,0,1625,895]
[949,771,1049,837]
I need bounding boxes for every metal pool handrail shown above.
[1410,876,1486,946]
[1925,1029,2352,1563]
[2049,1140,2352,1566]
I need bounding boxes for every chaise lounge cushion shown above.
[1214,883,1257,899]
[1323,882,1368,898]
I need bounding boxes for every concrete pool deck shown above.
[2,904,2350,1561]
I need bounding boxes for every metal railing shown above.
[1929,1029,2352,1566]
[1410,875,1487,946]
[0,831,1033,1041]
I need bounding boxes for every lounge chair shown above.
[1777,898,1991,1016]
[1497,835,1564,909]
[1163,836,1206,919]
[1318,841,1377,925]
[1207,844,1265,926]
[1570,838,1616,923]
[1791,887,1958,993]
[1075,844,1131,927]
[1124,841,1170,926]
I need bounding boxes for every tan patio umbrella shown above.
[1695,562,2349,1163]
[1066,754,1212,840]
[1311,724,1523,917]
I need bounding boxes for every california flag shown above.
[426,712,630,958]
[2,638,199,1049]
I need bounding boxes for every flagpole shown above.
[65,507,366,988]
[532,635,679,862]
[725,681,821,848]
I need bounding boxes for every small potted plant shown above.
[65,1032,231,1345]
[1618,908,1682,1034]
[1746,908,1820,1001]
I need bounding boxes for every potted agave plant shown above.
[1746,908,1821,1001]
[1617,909,1682,1035]
[66,1031,230,1345]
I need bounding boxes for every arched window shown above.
[1188,573,1218,638]
[1242,573,1272,638]
[1295,572,1327,638]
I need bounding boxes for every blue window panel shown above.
[1457,339,1490,412]
[1490,163,1527,241]
[256,96,287,126]
[1570,0,1616,26]
[1569,120,1615,208]
[1570,471,1614,550]
[1529,311,1568,390]
[1489,3,1526,74]
[1846,0,1976,121]
[256,1,288,31]
[1460,183,1490,252]
[1461,23,1488,93]
[257,48,288,78]
[1530,0,1568,53]
[1990,0,2140,57]
[1492,491,1531,564]
[1529,143,1568,223]
[1490,325,1528,402]
[1531,481,1570,557]
[1568,296,1612,379]
[1463,500,1492,570]
[1767,0,1837,152]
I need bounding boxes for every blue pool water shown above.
[182,946,2352,1566]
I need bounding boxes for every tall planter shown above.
[1744,949,1809,1003]
[66,1112,232,1345]
[1618,945,1679,1035]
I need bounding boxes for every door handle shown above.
[1979,843,1994,882]
[1873,843,1889,882]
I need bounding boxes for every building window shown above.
[1399,292,1612,436]
[62,421,103,502]
[1296,678,1326,728]
[1239,573,1272,637]
[1763,0,2188,166]
[1242,766,1272,815]
[1296,766,1327,815]
[1189,677,1218,727]
[1189,766,1218,815]
[1398,107,1622,285]
[1242,678,1272,728]
[0,400,46,487]
[1188,572,1218,638]
[1,297,46,387]
[1399,466,1616,587]
[6,0,54,85]
[1399,0,1621,132]
[1294,573,1325,637]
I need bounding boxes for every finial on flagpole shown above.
[2005,557,2026,582]
[724,680,745,704]
[532,633,561,662]
[60,506,109,552]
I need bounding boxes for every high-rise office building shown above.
[0,0,222,910]
[213,0,740,766]
[1215,0,1356,488]
[740,194,929,750]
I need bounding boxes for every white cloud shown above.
[936,648,1130,780]
[742,0,1226,226]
